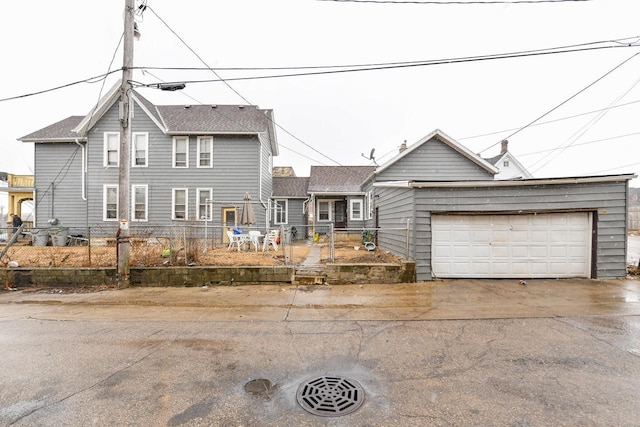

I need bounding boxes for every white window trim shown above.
[103,184,118,221]
[172,188,189,220]
[366,191,374,220]
[197,136,213,168]
[131,132,149,167]
[350,199,363,221]
[103,132,119,167]
[131,184,149,222]
[317,200,333,222]
[274,199,288,225]
[196,188,213,221]
[172,136,189,168]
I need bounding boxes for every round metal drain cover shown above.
[296,375,364,417]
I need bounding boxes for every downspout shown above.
[74,139,87,201]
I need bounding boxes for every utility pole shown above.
[117,0,135,288]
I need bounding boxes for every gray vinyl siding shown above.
[84,102,266,228]
[377,137,494,182]
[376,186,416,268]
[407,180,629,280]
[271,198,308,239]
[34,142,86,230]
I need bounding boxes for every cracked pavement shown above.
[1,278,639,426]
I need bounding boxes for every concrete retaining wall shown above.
[325,261,416,284]
[1,262,415,288]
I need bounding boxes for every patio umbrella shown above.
[240,193,256,225]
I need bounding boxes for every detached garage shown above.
[374,174,636,281]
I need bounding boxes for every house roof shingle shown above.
[157,104,272,134]
[19,116,85,142]
[273,177,310,198]
[308,166,376,193]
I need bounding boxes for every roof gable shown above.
[308,166,376,194]
[376,129,499,177]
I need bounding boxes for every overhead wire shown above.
[318,0,593,4]
[146,6,342,166]
[477,50,640,154]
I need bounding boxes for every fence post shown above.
[330,223,334,262]
[88,227,92,267]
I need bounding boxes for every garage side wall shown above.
[375,186,418,271]
[411,180,629,280]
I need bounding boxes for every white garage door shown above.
[431,213,592,278]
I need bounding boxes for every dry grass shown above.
[1,239,404,268]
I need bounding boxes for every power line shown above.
[478,51,640,154]
[147,6,343,167]
[133,44,640,88]
[0,69,123,103]
[318,0,594,4]
[517,131,640,157]
[458,98,640,140]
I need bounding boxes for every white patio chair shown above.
[226,230,245,251]
[262,229,279,251]
[248,230,262,251]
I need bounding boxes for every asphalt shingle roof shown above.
[156,104,272,133]
[19,116,84,141]
[273,177,310,198]
[308,166,375,193]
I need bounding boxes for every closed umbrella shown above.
[240,193,256,225]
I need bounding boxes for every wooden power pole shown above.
[117,0,135,288]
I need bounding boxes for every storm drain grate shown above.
[296,375,364,417]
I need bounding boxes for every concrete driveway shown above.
[1,279,639,426]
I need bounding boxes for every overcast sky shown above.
[1,0,639,204]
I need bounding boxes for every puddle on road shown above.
[244,378,276,400]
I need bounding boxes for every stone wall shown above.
[325,261,416,285]
[1,262,415,288]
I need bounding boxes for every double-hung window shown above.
[350,199,363,221]
[132,185,148,221]
[104,133,119,167]
[274,199,288,224]
[197,137,213,168]
[197,188,212,220]
[173,137,189,168]
[318,201,331,222]
[103,185,118,221]
[132,133,148,167]
[172,188,188,220]
[367,191,374,220]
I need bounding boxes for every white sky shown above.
[1,0,639,207]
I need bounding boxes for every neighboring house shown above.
[18,84,278,236]
[307,165,376,233]
[271,176,310,239]
[484,139,533,180]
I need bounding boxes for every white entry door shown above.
[431,213,592,278]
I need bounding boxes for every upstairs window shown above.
[173,137,189,168]
[503,160,510,167]
[132,133,148,167]
[197,137,213,168]
[104,132,119,167]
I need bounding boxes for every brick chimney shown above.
[399,140,408,153]
[500,139,509,155]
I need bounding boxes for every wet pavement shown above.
[1,278,639,426]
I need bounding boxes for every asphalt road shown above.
[1,279,639,426]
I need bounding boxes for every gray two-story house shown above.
[18,85,278,236]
